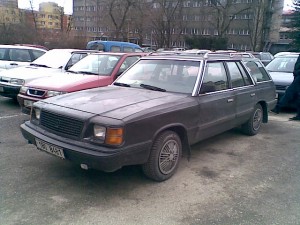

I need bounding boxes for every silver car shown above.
[266,52,300,107]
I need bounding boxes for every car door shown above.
[196,61,236,141]
[225,61,256,125]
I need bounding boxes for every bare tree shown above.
[28,0,38,30]
[104,0,135,41]
[148,0,185,48]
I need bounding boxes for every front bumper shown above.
[0,84,21,99]
[20,121,152,172]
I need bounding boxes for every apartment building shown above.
[36,2,63,29]
[0,0,20,24]
[72,0,284,51]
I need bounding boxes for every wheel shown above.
[142,131,182,181]
[241,104,263,136]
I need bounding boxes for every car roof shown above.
[89,52,146,56]
[275,53,300,58]
[0,44,47,51]
[274,52,300,57]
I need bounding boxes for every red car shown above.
[18,52,146,114]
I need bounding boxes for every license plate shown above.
[35,138,65,159]
[24,100,34,107]
[0,86,3,92]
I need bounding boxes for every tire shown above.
[241,104,263,136]
[142,131,182,181]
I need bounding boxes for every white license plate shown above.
[35,138,65,159]
[0,86,3,92]
[24,100,34,107]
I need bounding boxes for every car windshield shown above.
[31,50,72,68]
[115,59,200,94]
[266,56,298,73]
[68,54,121,76]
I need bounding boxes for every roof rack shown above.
[203,52,255,59]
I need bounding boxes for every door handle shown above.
[250,93,256,97]
[227,98,234,103]
[10,63,18,66]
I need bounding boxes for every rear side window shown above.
[65,53,88,69]
[245,61,271,82]
[0,48,6,60]
[111,46,121,52]
[227,61,251,88]
[31,50,46,60]
[123,47,134,52]
[200,62,228,94]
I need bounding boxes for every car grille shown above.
[28,89,46,97]
[40,110,84,138]
[275,85,287,91]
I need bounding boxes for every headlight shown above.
[93,125,124,145]
[46,91,66,97]
[10,78,25,85]
[94,125,106,140]
[19,86,29,94]
[31,107,41,123]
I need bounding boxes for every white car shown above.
[0,49,97,100]
[0,44,47,71]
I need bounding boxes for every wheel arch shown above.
[152,124,191,158]
[257,101,268,123]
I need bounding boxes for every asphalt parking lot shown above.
[0,96,300,225]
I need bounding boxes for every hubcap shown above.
[159,140,179,175]
[253,108,262,131]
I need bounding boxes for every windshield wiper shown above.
[140,83,166,92]
[114,82,131,87]
[76,71,98,75]
[66,70,79,74]
[30,63,50,68]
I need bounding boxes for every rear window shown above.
[245,61,271,82]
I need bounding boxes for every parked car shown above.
[20,54,276,181]
[249,52,274,66]
[17,52,146,114]
[86,40,144,52]
[265,52,300,107]
[0,44,47,71]
[0,49,97,100]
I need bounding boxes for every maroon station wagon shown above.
[17,52,146,114]
[20,53,277,181]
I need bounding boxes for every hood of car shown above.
[0,65,62,81]
[26,73,112,92]
[42,85,190,120]
[268,71,294,85]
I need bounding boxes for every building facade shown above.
[0,0,17,7]
[72,0,284,51]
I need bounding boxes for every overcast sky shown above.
[18,0,292,15]
[18,0,73,14]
